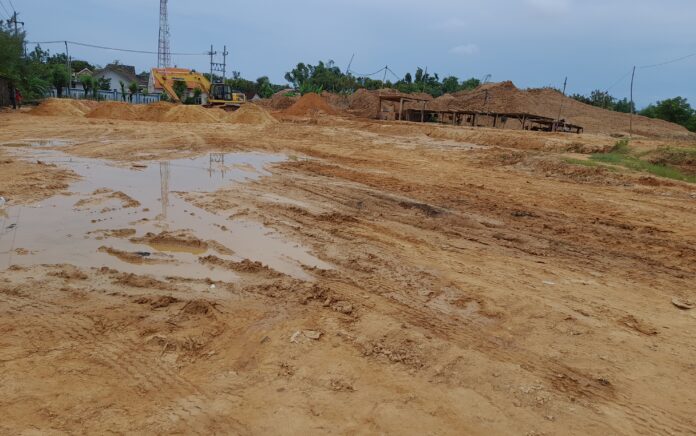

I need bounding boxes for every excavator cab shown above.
[207,83,246,111]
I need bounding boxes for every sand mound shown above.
[227,104,278,126]
[270,89,298,110]
[160,105,223,123]
[434,81,690,137]
[348,89,381,118]
[30,99,93,117]
[323,92,350,110]
[285,93,338,116]
[86,101,142,121]
[138,101,177,122]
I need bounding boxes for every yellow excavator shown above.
[151,68,246,111]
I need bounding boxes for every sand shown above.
[1,107,696,434]
[226,104,278,126]
[29,98,94,117]
[284,93,339,116]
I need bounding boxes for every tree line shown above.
[571,89,696,132]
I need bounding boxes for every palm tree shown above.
[128,81,138,103]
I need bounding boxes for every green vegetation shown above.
[282,60,480,97]
[566,140,696,183]
[172,80,188,101]
[571,90,635,113]
[1,22,95,100]
[640,97,696,132]
[572,90,696,133]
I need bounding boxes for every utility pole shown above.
[346,53,355,75]
[208,45,228,84]
[629,66,636,138]
[65,41,72,98]
[221,45,228,82]
[556,76,568,124]
[382,65,388,84]
[208,45,217,81]
[9,11,22,36]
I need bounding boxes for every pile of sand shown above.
[347,89,381,118]
[284,93,338,116]
[322,91,350,110]
[137,101,177,122]
[159,105,224,123]
[86,101,142,121]
[270,89,298,110]
[29,99,94,117]
[227,104,278,126]
[428,81,690,137]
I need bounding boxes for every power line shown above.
[0,0,11,18]
[348,66,386,77]
[7,0,15,12]
[27,40,207,56]
[604,70,633,92]
[638,51,696,69]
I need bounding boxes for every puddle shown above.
[0,147,332,281]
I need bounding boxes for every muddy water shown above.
[0,147,331,281]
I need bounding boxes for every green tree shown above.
[640,97,694,126]
[119,80,127,101]
[97,77,111,91]
[80,74,93,96]
[172,80,188,101]
[51,64,70,97]
[441,76,460,94]
[128,81,138,103]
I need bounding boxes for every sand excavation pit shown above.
[1,105,696,435]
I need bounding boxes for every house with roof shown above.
[93,64,140,93]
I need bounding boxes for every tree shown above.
[119,80,126,102]
[128,81,138,103]
[80,74,93,96]
[441,76,460,94]
[96,77,111,91]
[50,64,70,97]
[284,63,310,88]
[70,60,94,73]
[172,80,188,101]
[640,97,694,126]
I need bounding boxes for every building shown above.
[93,64,140,93]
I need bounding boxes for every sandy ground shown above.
[1,109,696,435]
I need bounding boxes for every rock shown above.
[303,330,323,340]
[332,301,354,314]
[290,331,302,343]
[672,297,695,310]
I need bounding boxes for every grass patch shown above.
[585,140,696,183]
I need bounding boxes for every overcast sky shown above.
[8,0,696,107]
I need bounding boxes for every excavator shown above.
[150,68,246,111]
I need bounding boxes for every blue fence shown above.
[47,88,161,104]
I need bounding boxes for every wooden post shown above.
[421,101,425,123]
[629,66,636,138]
[398,98,404,121]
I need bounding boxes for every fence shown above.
[46,87,161,104]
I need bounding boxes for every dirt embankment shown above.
[30,99,276,126]
[429,81,691,138]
